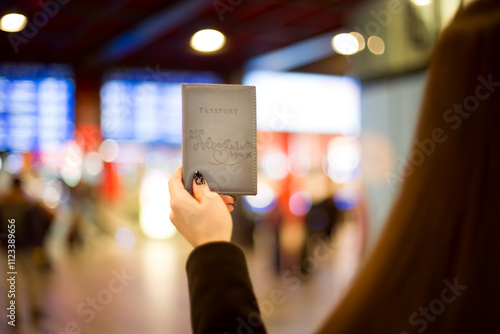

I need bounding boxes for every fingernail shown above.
[194,171,205,185]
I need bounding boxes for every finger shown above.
[225,203,235,213]
[192,171,211,202]
[168,166,185,195]
[220,195,236,212]
[169,166,197,206]
[220,195,235,204]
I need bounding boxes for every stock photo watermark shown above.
[400,277,467,334]
[7,0,72,53]
[5,218,17,327]
[207,104,296,190]
[228,235,336,334]
[352,0,403,40]
[213,0,244,22]
[257,105,296,149]
[50,267,135,334]
[333,0,404,61]
[385,73,500,191]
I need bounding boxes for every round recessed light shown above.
[410,0,432,6]
[349,32,365,51]
[190,29,226,52]
[332,33,359,55]
[0,13,28,33]
[367,36,385,55]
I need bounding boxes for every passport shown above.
[182,84,257,195]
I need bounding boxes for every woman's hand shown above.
[168,167,235,248]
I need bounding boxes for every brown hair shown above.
[317,1,500,333]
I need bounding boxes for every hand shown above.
[168,167,235,247]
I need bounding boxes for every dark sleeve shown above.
[186,242,267,334]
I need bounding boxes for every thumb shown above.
[192,170,211,202]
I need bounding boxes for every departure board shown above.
[0,63,74,152]
[101,69,222,145]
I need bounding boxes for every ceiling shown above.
[0,0,366,76]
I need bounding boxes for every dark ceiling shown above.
[0,0,366,75]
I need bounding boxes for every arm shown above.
[168,167,267,333]
[186,242,266,334]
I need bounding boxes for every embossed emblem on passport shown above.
[182,84,257,195]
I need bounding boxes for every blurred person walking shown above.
[0,177,53,330]
[168,0,500,333]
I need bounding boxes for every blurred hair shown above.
[317,0,500,332]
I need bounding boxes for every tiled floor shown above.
[1,211,362,334]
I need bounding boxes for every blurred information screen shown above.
[0,63,74,152]
[101,69,222,145]
[243,70,360,136]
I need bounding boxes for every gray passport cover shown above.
[182,84,257,195]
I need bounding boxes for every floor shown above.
[1,208,362,334]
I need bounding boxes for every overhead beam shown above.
[96,0,209,65]
[244,29,341,71]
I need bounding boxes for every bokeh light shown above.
[243,182,276,214]
[333,186,360,210]
[5,154,23,174]
[332,33,359,55]
[99,139,120,162]
[63,141,83,169]
[289,189,312,216]
[326,137,361,183]
[61,166,82,188]
[190,29,226,52]
[0,13,27,32]
[288,151,311,178]
[42,180,63,209]
[410,0,432,6]
[115,227,136,249]
[349,31,365,51]
[83,151,104,176]
[61,141,83,187]
[140,171,176,239]
[262,150,288,179]
[367,36,385,55]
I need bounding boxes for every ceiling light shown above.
[367,36,385,55]
[0,13,27,32]
[410,0,432,6]
[349,32,365,51]
[332,33,359,55]
[190,29,226,52]
[99,139,120,162]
